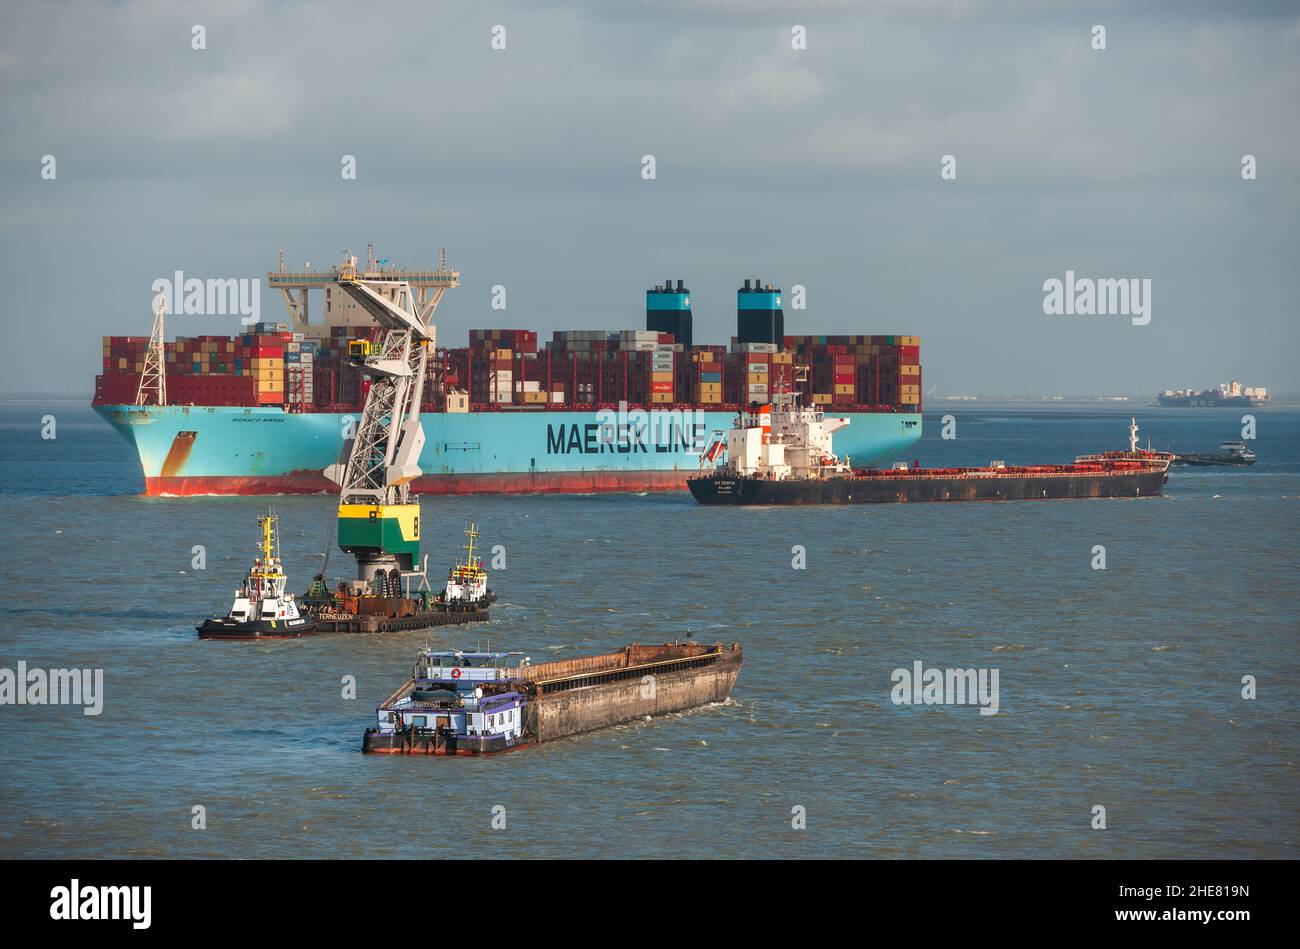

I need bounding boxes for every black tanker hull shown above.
[688,471,1168,505]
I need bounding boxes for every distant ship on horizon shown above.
[1158,380,1268,407]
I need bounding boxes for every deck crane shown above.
[323,252,458,594]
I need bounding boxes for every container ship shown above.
[362,640,743,755]
[1157,381,1269,407]
[92,252,922,496]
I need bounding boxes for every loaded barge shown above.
[362,641,743,755]
[1173,441,1256,467]
[688,398,1173,505]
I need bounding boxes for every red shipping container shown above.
[651,381,673,393]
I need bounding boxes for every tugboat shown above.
[687,393,1174,505]
[197,510,315,639]
[433,523,497,613]
[1173,441,1256,467]
[362,640,743,755]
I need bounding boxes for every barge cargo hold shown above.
[362,641,743,755]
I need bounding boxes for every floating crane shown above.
[323,251,459,593]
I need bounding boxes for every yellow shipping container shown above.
[899,336,919,347]
[901,364,920,376]
[834,384,855,395]
[812,393,832,404]
[652,371,673,383]
[698,383,722,395]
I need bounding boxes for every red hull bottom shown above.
[145,469,693,497]
[364,742,533,757]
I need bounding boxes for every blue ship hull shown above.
[93,404,922,496]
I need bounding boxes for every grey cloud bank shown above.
[1,0,1296,396]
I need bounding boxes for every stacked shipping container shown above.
[96,326,921,413]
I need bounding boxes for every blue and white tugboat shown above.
[197,510,315,639]
[363,648,529,755]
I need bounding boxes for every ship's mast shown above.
[1129,417,1139,453]
[463,522,480,569]
[135,295,167,406]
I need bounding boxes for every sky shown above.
[1,0,1297,397]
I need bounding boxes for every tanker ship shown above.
[688,398,1173,505]
[92,252,922,496]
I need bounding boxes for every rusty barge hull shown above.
[520,642,743,745]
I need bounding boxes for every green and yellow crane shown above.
[323,251,458,595]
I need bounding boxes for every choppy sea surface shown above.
[0,399,1296,859]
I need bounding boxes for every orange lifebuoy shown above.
[451,668,462,679]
